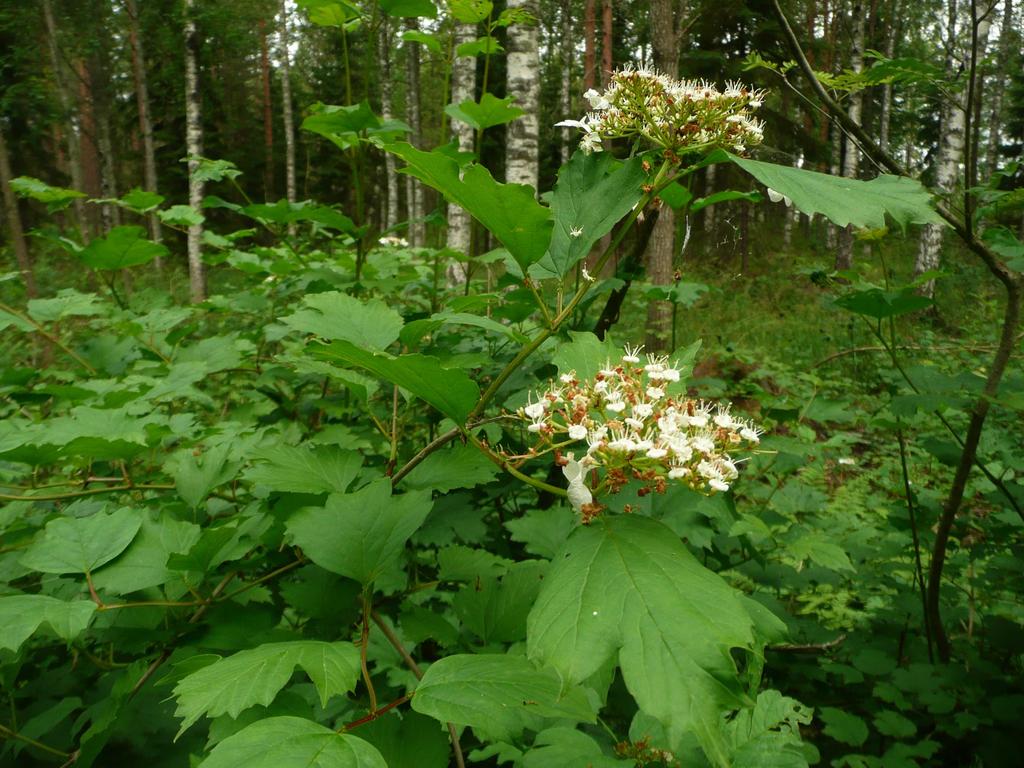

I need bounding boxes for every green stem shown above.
[0,301,96,374]
[0,723,70,759]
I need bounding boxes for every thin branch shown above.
[0,301,96,374]
[0,723,71,759]
[769,634,847,654]
[338,693,411,733]
[370,611,465,768]
[0,484,174,502]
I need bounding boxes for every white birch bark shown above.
[914,3,993,296]
[984,0,1013,175]
[405,19,425,247]
[279,0,297,220]
[559,0,573,166]
[836,0,865,270]
[446,23,476,264]
[184,0,206,302]
[505,0,540,191]
[378,19,399,231]
[126,0,162,259]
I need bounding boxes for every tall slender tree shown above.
[279,0,297,215]
[645,0,682,351]
[184,0,206,302]
[378,17,399,230]
[915,0,995,296]
[125,0,162,258]
[836,0,866,269]
[505,3,540,190]
[446,23,476,262]
[259,18,274,201]
[405,18,425,247]
[0,125,36,298]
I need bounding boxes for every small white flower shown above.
[581,267,596,282]
[838,457,856,466]
[668,466,690,479]
[633,403,654,419]
[568,424,588,440]
[766,188,793,207]
[559,372,575,384]
[647,447,668,459]
[580,132,603,154]
[709,478,730,492]
[622,344,643,364]
[523,400,547,420]
[625,417,644,430]
[606,400,626,413]
[646,386,665,400]
[714,410,735,429]
[527,421,543,433]
[692,435,715,454]
[562,454,594,512]
[740,426,762,443]
[569,225,584,238]
[555,118,591,130]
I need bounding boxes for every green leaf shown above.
[241,201,354,232]
[531,153,645,279]
[527,515,756,766]
[21,508,142,575]
[379,0,436,17]
[91,516,201,595]
[174,643,361,733]
[303,102,409,151]
[453,561,547,644]
[79,225,169,270]
[313,340,480,424]
[27,289,108,322]
[690,189,762,213]
[158,204,205,227]
[819,707,869,747]
[448,0,492,23]
[730,155,944,231]
[286,479,432,584]
[873,710,916,738]
[790,534,855,572]
[411,654,594,735]
[296,0,362,26]
[189,157,243,183]
[835,286,933,319]
[244,444,363,495]
[551,331,622,380]
[170,443,241,508]
[445,93,523,131]
[355,710,450,768]
[10,176,86,212]
[197,717,386,768]
[455,35,502,56]
[0,595,97,652]
[400,30,442,53]
[117,188,165,212]
[521,728,624,768]
[504,507,575,560]
[282,292,403,350]
[384,143,551,269]
[437,545,513,580]
[403,442,498,492]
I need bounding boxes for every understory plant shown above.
[0,63,981,768]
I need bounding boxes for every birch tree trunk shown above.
[184,0,206,302]
[559,0,574,166]
[446,23,476,263]
[878,0,899,152]
[645,0,680,352]
[583,0,597,91]
[259,18,274,201]
[836,0,865,270]
[0,126,36,298]
[279,0,297,214]
[76,58,102,239]
[984,0,1013,175]
[42,0,87,238]
[405,19,425,247]
[914,1,993,297]
[378,18,399,230]
[125,0,162,258]
[505,2,540,191]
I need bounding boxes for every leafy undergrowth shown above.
[1,163,1022,768]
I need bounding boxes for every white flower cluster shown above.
[556,65,766,157]
[518,344,762,520]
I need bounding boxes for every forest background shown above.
[0,0,1023,767]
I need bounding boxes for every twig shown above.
[0,301,96,374]
[338,693,412,733]
[0,723,71,759]
[370,611,465,768]
[0,484,174,502]
[769,634,847,654]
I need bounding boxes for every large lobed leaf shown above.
[197,716,386,768]
[173,642,361,733]
[384,142,551,270]
[286,479,433,585]
[282,291,403,350]
[21,507,142,575]
[313,340,480,424]
[411,654,594,736]
[730,155,944,231]
[527,515,758,766]
[79,225,169,270]
[0,595,97,652]
[531,152,646,279]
